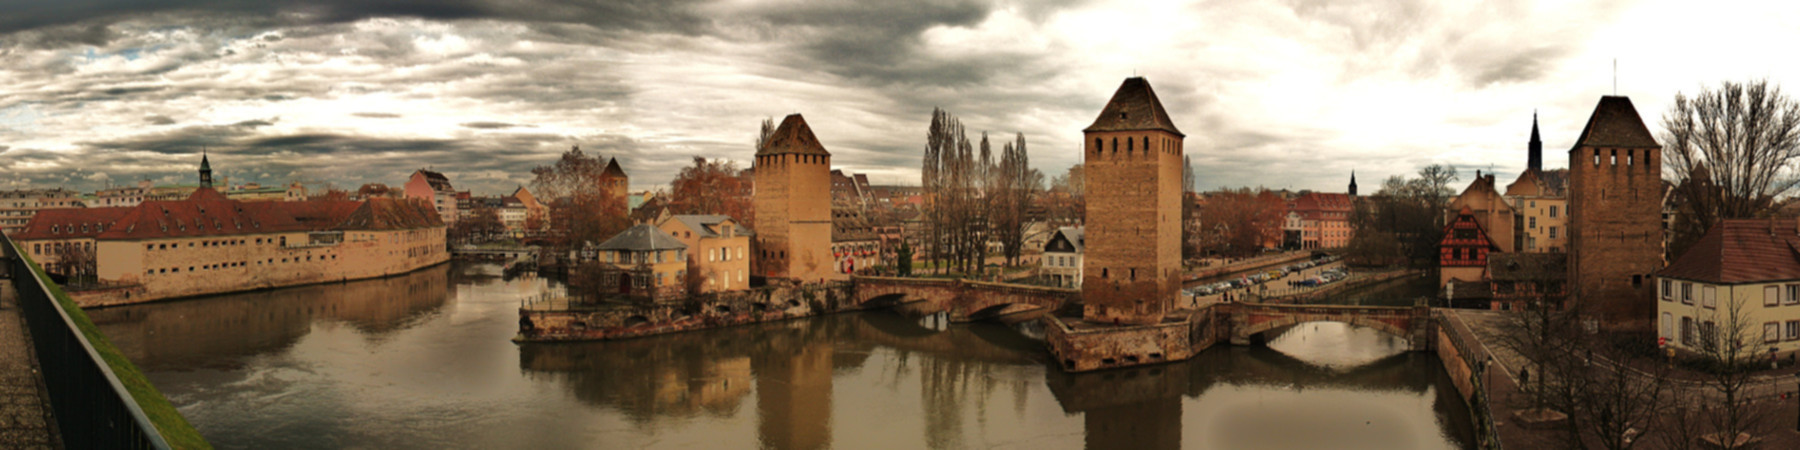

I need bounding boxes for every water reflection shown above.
[94,262,1471,449]
[88,263,454,371]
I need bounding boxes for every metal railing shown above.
[2,233,171,449]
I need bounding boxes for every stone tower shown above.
[1081,77,1184,325]
[1528,111,1543,172]
[199,152,214,189]
[600,156,629,206]
[753,114,833,283]
[1567,96,1662,328]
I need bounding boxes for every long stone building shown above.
[753,114,833,283]
[14,158,448,306]
[1081,77,1184,325]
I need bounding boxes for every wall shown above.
[1081,129,1183,325]
[518,282,857,342]
[753,153,833,283]
[1045,310,1211,372]
[77,226,448,306]
[1569,145,1662,329]
[1657,279,1800,360]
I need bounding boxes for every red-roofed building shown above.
[16,159,447,307]
[1439,207,1500,288]
[404,169,457,226]
[1656,218,1800,357]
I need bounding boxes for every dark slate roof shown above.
[415,169,453,191]
[1489,253,1568,281]
[1048,226,1084,253]
[334,198,443,231]
[669,214,754,238]
[1084,77,1183,137]
[758,113,831,156]
[597,223,687,251]
[1659,219,1800,284]
[1448,280,1493,300]
[602,158,627,178]
[1572,96,1660,149]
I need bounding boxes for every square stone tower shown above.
[1566,96,1663,329]
[754,114,834,283]
[1081,77,1185,325]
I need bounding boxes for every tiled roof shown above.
[665,214,754,238]
[1573,96,1660,149]
[597,223,687,251]
[1659,219,1800,284]
[335,198,443,230]
[8,207,133,240]
[602,158,628,178]
[1291,192,1352,220]
[1084,77,1183,137]
[15,187,438,241]
[1050,226,1084,253]
[758,114,831,156]
[415,169,453,191]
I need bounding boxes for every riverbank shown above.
[515,281,862,342]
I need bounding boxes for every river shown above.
[88,262,1473,449]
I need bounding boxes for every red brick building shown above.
[1567,96,1664,329]
[1081,77,1184,325]
[1289,192,1353,249]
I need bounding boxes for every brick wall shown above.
[1081,130,1183,325]
[1569,145,1662,328]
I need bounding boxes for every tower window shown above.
[1610,149,1617,165]
[1102,268,1108,279]
[1095,138,1102,154]
[1112,138,1118,153]
[1127,137,1133,153]
[1142,137,1149,153]
[1593,149,1601,166]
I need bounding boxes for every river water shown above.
[89,262,1474,449]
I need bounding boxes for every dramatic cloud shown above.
[3,0,1799,196]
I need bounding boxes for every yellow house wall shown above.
[657,220,751,294]
[1657,278,1800,359]
[1511,196,1568,252]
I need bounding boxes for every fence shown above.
[3,233,171,449]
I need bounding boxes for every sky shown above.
[1,0,1797,196]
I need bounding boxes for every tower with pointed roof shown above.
[199,151,214,189]
[1567,96,1663,329]
[1080,77,1184,325]
[600,157,629,206]
[1528,112,1544,172]
[753,114,833,283]
[1348,171,1358,197]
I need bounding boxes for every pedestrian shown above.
[1519,367,1530,387]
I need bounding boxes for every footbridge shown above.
[851,276,1078,323]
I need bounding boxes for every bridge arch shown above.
[1239,317,1412,344]
[1224,303,1431,351]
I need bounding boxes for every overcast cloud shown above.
[2,0,1798,195]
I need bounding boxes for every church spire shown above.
[1528,111,1542,171]
[1348,170,1358,197]
[199,149,214,189]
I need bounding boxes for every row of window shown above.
[708,246,746,262]
[47,223,108,234]
[31,241,92,255]
[1045,254,1078,268]
[1661,279,1800,309]
[1591,148,1654,168]
[608,250,687,265]
[144,254,340,275]
[145,237,290,251]
[1093,135,1177,155]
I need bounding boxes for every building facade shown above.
[752,114,834,283]
[1081,77,1184,325]
[1440,207,1500,288]
[1568,96,1664,329]
[1042,226,1084,288]
[16,185,447,306]
[1,188,82,235]
[1290,192,1352,249]
[593,223,688,302]
[1657,219,1800,359]
[404,169,458,226]
[657,214,753,294]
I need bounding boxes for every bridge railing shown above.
[2,233,174,449]
[1434,310,1504,450]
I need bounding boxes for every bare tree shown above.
[991,133,1040,267]
[1662,79,1800,257]
[1691,291,1773,449]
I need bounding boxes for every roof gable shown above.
[1084,77,1183,137]
[598,223,687,251]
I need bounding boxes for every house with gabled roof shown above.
[1656,218,1800,358]
[657,214,753,294]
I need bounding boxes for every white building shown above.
[1041,226,1084,288]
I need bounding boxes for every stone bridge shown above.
[852,276,1078,323]
[1219,302,1435,351]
